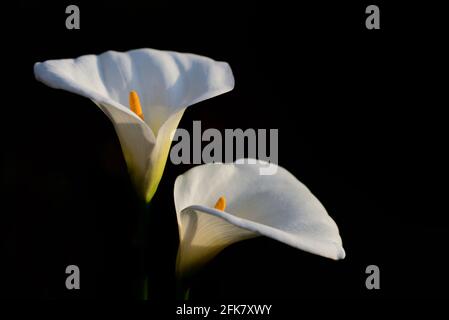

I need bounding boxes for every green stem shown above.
[175,278,191,300]
[142,276,149,300]
[136,201,151,300]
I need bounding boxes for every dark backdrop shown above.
[1,0,447,301]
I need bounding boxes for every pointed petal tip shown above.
[323,240,345,260]
[337,246,346,260]
[221,61,235,91]
[33,62,43,80]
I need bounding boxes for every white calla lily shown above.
[34,48,234,202]
[174,160,345,277]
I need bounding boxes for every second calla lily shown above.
[34,48,234,202]
[174,160,345,277]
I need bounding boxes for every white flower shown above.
[34,48,234,202]
[174,160,345,277]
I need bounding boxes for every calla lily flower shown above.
[34,48,234,202]
[174,160,345,277]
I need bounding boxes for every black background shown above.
[1,0,447,301]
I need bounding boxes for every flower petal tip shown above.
[337,246,346,260]
[221,62,235,91]
[33,62,43,81]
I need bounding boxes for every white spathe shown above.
[174,160,345,276]
[34,48,234,202]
